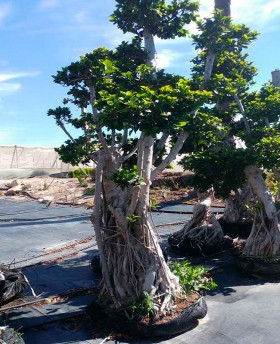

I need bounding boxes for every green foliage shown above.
[83,188,95,196]
[47,107,72,125]
[129,291,156,319]
[68,167,94,187]
[111,166,144,190]
[126,215,140,223]
[111,0,199,39]
[245,199,263,215]
[265,172,280,198]
[262,256,280,264]
[68,167,94,179]
[149,195,160,210]
[48,0,280,216]
[55,136,97,166]
[254,135,280,169]
[193,11,258,55]
[180,147,249,198]
[171,261,217,294]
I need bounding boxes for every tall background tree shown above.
[180,1,280,258]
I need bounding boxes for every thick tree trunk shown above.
[243,166,280,256]
[92,152,180,309]
[223,186,252,223]
[169,199,224,255]
[91,26,180,311]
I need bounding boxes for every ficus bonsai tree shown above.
[168,0,259,252]
[179,5,280,258]
[48,0,218,313]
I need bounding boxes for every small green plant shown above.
[170,261,217,294]
[78,177,88,187]
[265,171,280,198]
[126,215,140,223]
[111,166,144,190]
[83,188,95,196]
[129,291,156,319]
[262,256,280,264]
[68,167,94,179]
[149,195,159,210]
[68,167,94,187]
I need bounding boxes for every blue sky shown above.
[1,0,280,147]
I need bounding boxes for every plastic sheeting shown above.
[0,145,92,178]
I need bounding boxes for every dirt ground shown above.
[0,173,196,208]
[0,176,95,207]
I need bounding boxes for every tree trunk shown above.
[91,26,181,311]
[223,186,252,223]
[215,0,231,16]
[243,166,280,256]
[169,199,224,255]
[92,151,180,309]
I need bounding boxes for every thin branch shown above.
[111,129,116,147]
[137,133,145,177]
[120,128,128,148]
[233,93,251,134]
[200,51,216,90]
[88,84,111,156]
[264,116,270,127]
[151,131,189,181]
[126,186,141,218]
[122,146,137,163]
[58,120,75,143]
[153,132,169,163]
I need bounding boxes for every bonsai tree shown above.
[169,0,258,252]
[180,6,280,258]
[48,0,217,314]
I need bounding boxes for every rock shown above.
[5,180,18,188]
[39,196,54,204]
[4,185,23,196]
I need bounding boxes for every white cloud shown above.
[198,0,280,30]
[0,71,40,83]
[0,83,21,95]
[157,49,187,69]
[0,3,12,25]
[0,71,40,106]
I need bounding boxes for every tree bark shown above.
[170,198,224,254]
[243,165,280,256]
[215,0,231,16]
[223,186,252,223]
[91,26,181,311]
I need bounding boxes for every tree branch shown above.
[151,131,189,180]
[58,121,75,143]
[120,128,128,148]
[200,51,216,90]
[153,132,169,163]
[88,84,111,156]
[233,93,251,134]
[122,146,137,163]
